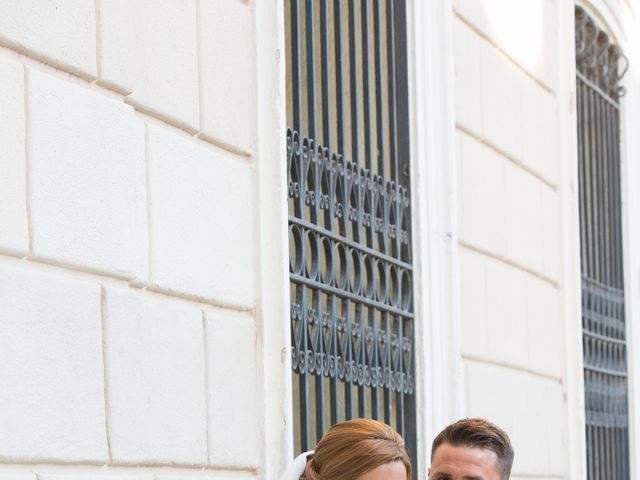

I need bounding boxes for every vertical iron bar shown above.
[358,305,366,418]
[334,0,345,154]
[299,285,309,452]
[596,91,606,286]
[330,294,338,425]
[320,0,331,148]
[348,0,360,166]
[291,0,302,132]
[386,0,399,184]
[404,316,417,478]
[587,424,593,480]
[396,316,405,438]
[600,96,611,289]
[587,87,598,281]
[386,0,403,263]
[371,309,379,420]
[577,80,588,274]
[373,0,386,178]
[305,0,316,139]
[361,0,372,170]
[347,0,363,247]
[314,290,324,444]
[590,88,601,284]
[393,0,410,185]
[361,0,374,251]
[609,104,618,291]
[344,299,353,420]
[384,320,391,424]
[613,108,623,289]
[584,85,593,281]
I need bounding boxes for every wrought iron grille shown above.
[575,6,629,479]
[285,0,416,467]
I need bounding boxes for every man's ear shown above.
[427,467,431,478]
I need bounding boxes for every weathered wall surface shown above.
[0,1,268,479]
[453,1,570,478]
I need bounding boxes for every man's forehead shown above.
[430,442,501,479]
[433,441,499,460]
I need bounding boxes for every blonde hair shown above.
[301,419,411,480]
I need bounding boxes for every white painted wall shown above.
[452,1,576,478]
[0,1,279,480]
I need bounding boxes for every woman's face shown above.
[357,460,407,480]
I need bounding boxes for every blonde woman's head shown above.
[301,418,411,480]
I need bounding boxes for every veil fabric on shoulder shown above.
[278,451,314,480]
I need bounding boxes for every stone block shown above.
[206,309,259,468]
[103,288,207,465]
[459,246,488,358]
[541,185,562,282]
[98,0,198,130]
[526,277,562,379]
[0,474,37,480]
[464,359,514,434]
[485,258,527,368]
[199,0,256,153]
[453,17,483,134]
[0,1,96,77]
[27,69,147,280]
[481,42,524,161]
[511,372,566,476]
[455,0,558,90]
[39,476,152,480]
[147,125,255,307]
[458,131,507,256]
[160,475,256,480]
[523,81,559,186]
[0,266,107,461]
[505,163,543,273]
[0,56,27,255]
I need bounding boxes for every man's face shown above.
[428,442,502,480]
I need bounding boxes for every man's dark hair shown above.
[431,418,514,479]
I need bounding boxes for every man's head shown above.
[429,418,514,480]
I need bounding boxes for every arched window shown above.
[575,6,630,479]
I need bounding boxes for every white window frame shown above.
[257,1,464,478]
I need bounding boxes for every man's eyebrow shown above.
[429,473,453,479]
[431,474,484,480]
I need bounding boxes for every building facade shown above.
[0,1,639,480]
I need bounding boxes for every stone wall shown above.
[0,2,266,479]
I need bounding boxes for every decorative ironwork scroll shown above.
[288,129,414,395]
[576,6,629,479]
[575,5,628,100]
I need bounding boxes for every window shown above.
[284,0,416,467]
[575,6,629,479]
